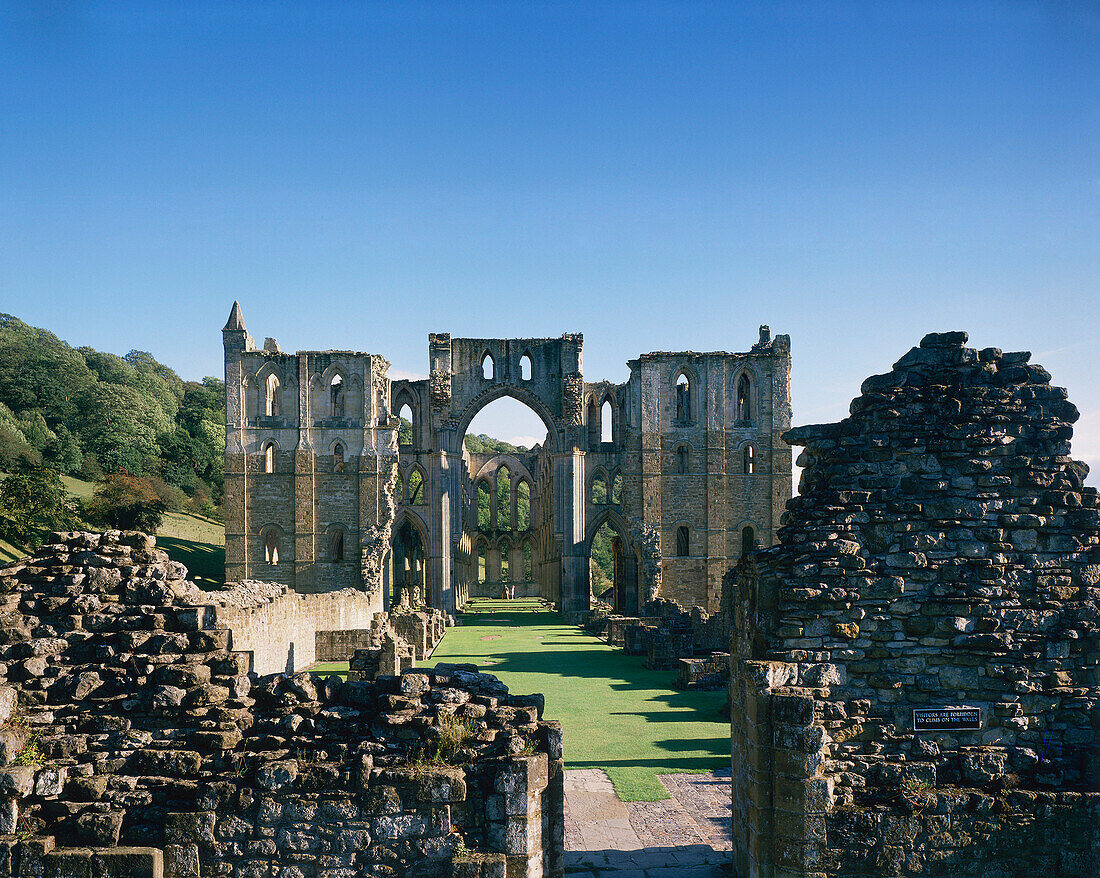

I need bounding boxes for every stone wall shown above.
[0,532,564,878]
[731,332,1100,877]
[211,581,382,675]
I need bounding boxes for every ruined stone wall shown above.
[223,305,397,597]
[730,332,1100,877]
[0,532,563,878]
[227,305,792,621]
[622,326,793,613]
[209,582,382,675]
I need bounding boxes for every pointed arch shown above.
[737,371,753,423]
[496,465,511,529]
[600,398,613,443]
[476,479,492,531]
[265,373,281,417]
[675,524,690,557]
[740,523,757,557]
[586,397,599,448]
[326,524,348,563]
[481,352,495,380]
[516,479,531,530]
[675,443,691,475]
[329,373,346,418]
[520,351,533,381]
[259,525,283,564]
[590,468,609,505]
[673,367,694,424]
[407,466,425,505]
[333,441,345,473]
[261,439,278,474]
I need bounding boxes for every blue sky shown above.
[2,1,1097,485]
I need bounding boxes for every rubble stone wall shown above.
[0,532,563,878]
[731,333,1100,877]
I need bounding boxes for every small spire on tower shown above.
[224,301,247,331]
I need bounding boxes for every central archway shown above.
[456,394,557,606]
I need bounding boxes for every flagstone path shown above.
[563,768,732,877]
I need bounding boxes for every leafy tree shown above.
[85,473,168,533]
[0,463,78,548]
[464,433,529,454]
[42,424,82,475]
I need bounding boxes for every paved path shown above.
[563,768,731,877]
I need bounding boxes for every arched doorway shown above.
[586,509,639,615]
[390,514,428,609]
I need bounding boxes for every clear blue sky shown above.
[2,1,1097,485]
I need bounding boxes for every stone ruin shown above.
[598,587,736,689]
[731,332,1100,877]
[0,532,565,878]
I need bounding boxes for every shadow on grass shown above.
[156,536,225,589]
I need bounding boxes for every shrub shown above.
[85,473,168,533]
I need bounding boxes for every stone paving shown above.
[564,768,731,877]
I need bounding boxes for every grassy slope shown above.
[0,475,226,587]
[434,599,728,802]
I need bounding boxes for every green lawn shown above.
[410,598,729,801]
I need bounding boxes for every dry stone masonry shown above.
[730,332,1100,877]
[0,532,564,878]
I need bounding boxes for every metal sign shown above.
[913,707,981,732]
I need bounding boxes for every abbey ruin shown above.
[222,302,792,622]
[0,313,1095,878]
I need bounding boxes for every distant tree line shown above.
[0,313,225,548]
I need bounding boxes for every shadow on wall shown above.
[285,642,294,675]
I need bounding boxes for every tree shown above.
[85,473,168,533]
[0,463,77,548]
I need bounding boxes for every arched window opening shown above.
[334,443,345,473]
[330,375,345,418]
[675,373,690,422]
[398,403,414,446]
[482,353,494,380]
[395,469,404,503]
[500,542,510,582]
[743,445,755,474]
[477,481,492,531]
[265,374,281,417]
[391,520,425,608]
[591,472,607,505]
[675,526,689,558]
[516,480,531,530]
[586,399,599,448]
[737,373,751,423]
[676,445,689,475]
[590,522,616,604]
[611,472,623,505]
[601,400,613,443]
[263,442,275,474]
[496,467,511,530]
[408,469,424,505]
[330,528,345,563]
[477,543,487,583]
[520,353,532,381]
[741,525,756,558]
[523,541,533,581]
[263,529,279,564]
